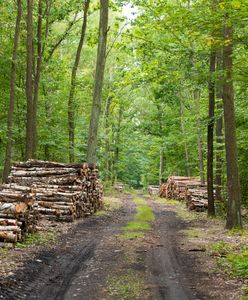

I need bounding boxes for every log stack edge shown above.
[0,159,103,247]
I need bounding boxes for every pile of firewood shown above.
[114,182,124,193]
[7,160,103,222]
[148,185,159,196]
[159,176,208,211]
[0,184,38,246]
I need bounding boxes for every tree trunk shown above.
[215,47,224,202]
[193,89,205,184]
[112,106,123,185]
[32,0,43,158]
[207,48,216,216]
[159,148,165,184]
[223,25,242,229]
[180,98,191,176]
[26,0,34,160]
[104,96,112,180]
[87,0,109,164]
[68,0,90,163]
[2,0,22,182]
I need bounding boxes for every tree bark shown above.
[68,0,90,163]
[104,96,112,180]
[159,148,165,184]
[87,0,109,164]
[193,89,205,184]
[215,47,224,202]
[180,98,191,176]
[112,106,123,185]
[223,25,242,229]
[2,0,22,182]
[26,0,34,160]
[32,0,43,158]
[207,48,216,216]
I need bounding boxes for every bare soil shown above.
[0,193,244,300]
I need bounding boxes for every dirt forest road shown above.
[0,193,241,300]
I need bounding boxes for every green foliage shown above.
[0,0,247,210]
[227,250,248,278]
[210,241,248,279]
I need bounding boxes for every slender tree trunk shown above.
[104,96,112,180]
[223,25,242,229]
[180,98,191,176]
[193,89,205,184]
[32,0,43,158]
[112,106,123,185]
[68,0,90,163]
[87,0,109,164]
[159,148,165,184]
[26,0,34,160]
[42,84,51,160]
[2,0,22,182]
[207,48,216,216]
[215,47,224,202]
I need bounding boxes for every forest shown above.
[0,0,247,229]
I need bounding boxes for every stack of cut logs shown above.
[114,182,124,193]
[7,160,103,222]
[148,185,159,196]
[0,160,103,246]
[0,184,38,245]
[159,176,208,211]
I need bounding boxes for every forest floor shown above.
[0,192,247,300]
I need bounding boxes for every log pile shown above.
[7,160,103,222]
[159,176,208,211]
[148,185,159,196]
[114,182,124,193]
[0,184,38,246]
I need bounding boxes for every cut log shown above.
[0,202,28,214]
[0,232,17,243]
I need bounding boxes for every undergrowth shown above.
[16,232,55,248]
[210,240,248,286]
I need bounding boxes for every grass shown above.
[95,196,123,217]
[133,196,147,206]
[16,232,55,248]
[106,270,145,300]
[226,228,248,239]
[135,206,155,222]
[153,196,178,205]
[123,221,152,231]
[122,206,155,232]
[209,240,248,281]
[181,227,202,239]
[120,196,155,240]
[227,250,248,278]
[176,202,207,221]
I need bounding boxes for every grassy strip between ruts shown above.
[120,196,155,240]
[106,270,146,300]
